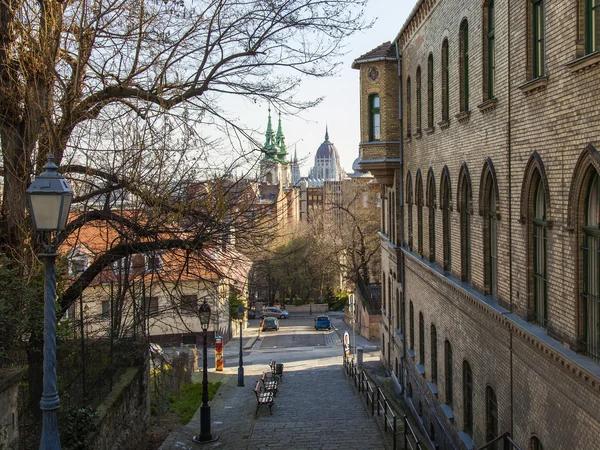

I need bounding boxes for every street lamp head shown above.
[27,154,73,232]
[237,304,244,321]
[199,299,211,330]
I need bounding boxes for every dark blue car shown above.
[314,315,332,330]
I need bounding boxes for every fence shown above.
[343,356,423,450]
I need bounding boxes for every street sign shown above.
[343,331,351,357]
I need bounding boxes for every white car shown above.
[260,307,289,319]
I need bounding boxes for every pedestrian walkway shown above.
[160,315,388,449]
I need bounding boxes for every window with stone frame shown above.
[407,172,414,250]
[463,360,473,435]
[459,19,470,111]
[369,94,381,141]
[585,0,600,55]
[482,164,498,297]
[406,77,412,137]
[142,296,160,317]
[181,295,199,316]
[427,171,436,263]
[416,171,424,256]
[441,39,450,122]
[459,166,472,283]
[530,436,543,450]
[101,300,110,319]
[582,171,600,361]
[531,0,546,78]
[145,252,163,273]
[444,340,453,406]
[532,176,548,328]
[441,168,452,273]
[416,67,422,133]
[430,324,438,384]
[482,0,496,101]
[409,301,415,350]
[418,312,425,367]
[485,386,499,448]
[427,53,434,128]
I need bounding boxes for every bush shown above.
[61,407,99,450]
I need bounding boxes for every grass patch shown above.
[169,381,222,425]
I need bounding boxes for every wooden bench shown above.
[253,381,274,416]
[260,372,278,397]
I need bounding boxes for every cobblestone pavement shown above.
[160,330,387,449]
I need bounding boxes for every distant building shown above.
[305,127,345,186]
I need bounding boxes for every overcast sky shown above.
[228,1,413,177]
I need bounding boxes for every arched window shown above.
[533,177,548,327]
[409,301,415,350]
[483,163,499,297]
[441,39,450,121]
[463,361,473,435]
[532,0,545,78]
[407,77,412,136]
[459,166,472,282]
[416,67,422,133]
[583,171,600,360]
[530,436,543,450]
[430,324,438,384]
[419,312,425,366]
[369,94,381,141]
[444,340,453,406]
[407,172,414,250]
[427,54,434,128]
[396,288,401,330]
[400,289,405,335]
[585,0,600,54]
[416,171,424,255]
[483,1,496,100]
[485,386,498,447]
[428,172,436,263]
[442,169,452,272]
[459,20,469,111]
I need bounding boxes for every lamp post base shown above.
[192,434,219,444]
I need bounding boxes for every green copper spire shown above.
[263,107,279,161]
[276,112,287,162]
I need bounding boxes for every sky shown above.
[229,1,414,177]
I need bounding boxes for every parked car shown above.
[260,306,289,319]
[262,317,280,331]
[314,315,332,330]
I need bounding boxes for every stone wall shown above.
[89,359,150,450]
[284,304,329,314]
[0,369,25,450]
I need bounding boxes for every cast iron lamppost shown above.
[237,305,244,387]
[193,299,218,444]
[27,154,74,450]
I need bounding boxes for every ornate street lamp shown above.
[193,299,218,444]
[236,305,245,387]
[27,154,73,450]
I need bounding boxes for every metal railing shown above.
[477,432,522,450]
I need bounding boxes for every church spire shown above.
[275,112,287,162]
[325,125,329,142]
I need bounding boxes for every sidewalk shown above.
[159,313,388,449]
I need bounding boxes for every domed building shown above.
[306,127,345,186]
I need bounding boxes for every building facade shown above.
[355,1,600,449]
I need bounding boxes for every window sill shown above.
[425,126,435,135]
[477,98,498,113]
[458,432,473,450]
[407,349,415,359]
[427,382,438,396]
[441,404,454,421]
[455,110,471,124]
[437,119,450,130]
[416,364,425,376]
[414,131,423,140]
[566,51,600,73]
[518,76,548,95]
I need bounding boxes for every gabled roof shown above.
[352,42,396,69]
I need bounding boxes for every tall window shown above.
[460,172,472,282]
[407,173,414,250]
[459,20,470,111]
[442,172,451,272]
[409,301,415,350]
[417,173,424,255]
[441,39,449,121]
[583,172,600,360]
[485,386,498,448]
[407,77,412,136]
[585,0,600,54]
[428,175,436,263]
[427,54,434,128]
[484,172,498,297]
[444,340,453,406]
[430,324,438,384]
[463,361,473,435]
[530,437,544,450]
[487,1,496,99]
[369,94,381,141]
[419,312,425,366]
[396,288,401,329]
[533,178,548,327]
[532,0,545,78]
[400,290,406,335]
[416,67,422,133]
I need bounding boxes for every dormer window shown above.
[369,94,381,141]
[69,250,89,277]
[145,252,163,273]
[113,257,133,277]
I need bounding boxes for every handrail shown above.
[477,432,522,450]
